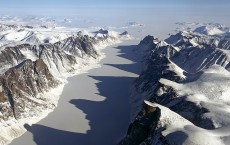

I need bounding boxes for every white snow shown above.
[175,22,230,36]
[157,40,168,47]
[160,65,230,106]
[194,25,225,36]
[157,64,230,144]
[145,101,230,145]
[4,30,32,41]
[176,22,229,34]
[167,59,186,79]
[19,49,37,61]
[150,24,230,143]
[189,39,198,47]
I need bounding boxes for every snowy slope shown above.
[175,22,230,37]
[146,101,230,145]
[160,64,230,127]
[124,24,230,145]
[194,25,225,35]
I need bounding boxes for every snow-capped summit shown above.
[93,29,109,37]
[175,22,230,37]
[194,25,225,35]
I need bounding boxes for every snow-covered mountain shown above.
[175,22,230,37]
[0,21,131,145]
[120,24,230,145]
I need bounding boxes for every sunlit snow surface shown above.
[145,101,230,145]
[175,22,230,36]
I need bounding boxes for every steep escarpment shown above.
[0,59,58,121]
[119,102,161,145]
[54,35,98,58]
[122,25,230,145]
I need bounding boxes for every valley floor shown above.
[9,40,142,145]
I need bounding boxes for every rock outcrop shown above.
[119,102,160,145]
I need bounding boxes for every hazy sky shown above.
[0,0,230,6]
[0,0,229,16]
[0,0,229,38]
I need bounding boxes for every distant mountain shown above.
[175,22,230,37]
[127,22,144,27]
[193,23,230,36]
[194,25,224,35]
[120,24,230,145]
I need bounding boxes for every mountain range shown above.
[0,22,130,145]
[120,24,230,145]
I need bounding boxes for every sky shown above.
[0,0,229,16]
[0,0,230,38]
[0,0,230,6]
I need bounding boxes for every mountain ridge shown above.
[0,22,130,145]
[121,24,230,145]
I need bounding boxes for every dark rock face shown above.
[0,59,59,120]
[138,35,155,50]
[119,104,161,145]
[54,35,98,58]
[37,43,77,73]
[94,29,109,35]
[120,31,128,36]
[0,45,25,70]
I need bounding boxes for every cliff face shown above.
[0,59,59,121]
[0,45,25,73]
[119,103,161,145]
[54,35,98,58]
